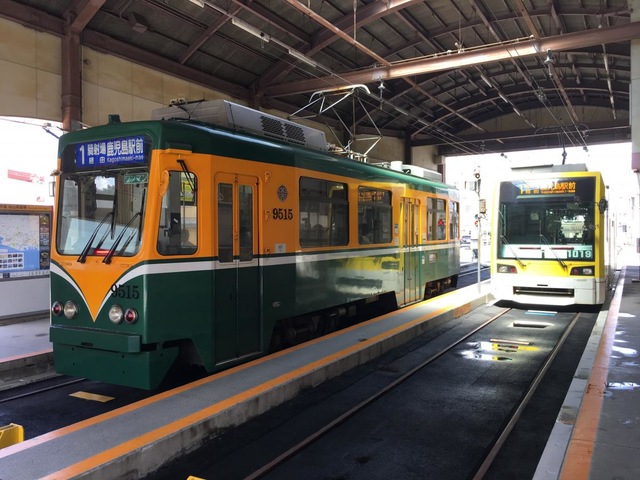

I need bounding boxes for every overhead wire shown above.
[194,0,600,158]
[205,0,499,157]
[487,4,589,153]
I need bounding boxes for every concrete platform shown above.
[535,265,640,479]
[0,282,491,479]
[0,317,54,391]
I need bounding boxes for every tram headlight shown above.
[497,264,517,273]
[63,301,79,319]
[51,301,64,316]
[570,266,594,276]
[109,305,124,324]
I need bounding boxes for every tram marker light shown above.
[51,301,64,316]
[124,308,138,324]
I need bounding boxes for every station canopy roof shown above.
[2,0,635,157]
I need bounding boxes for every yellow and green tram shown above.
[49,100,460,389]
[490,166,609,306]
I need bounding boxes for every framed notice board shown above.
[0,204,52,280]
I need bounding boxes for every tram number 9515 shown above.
[111,284,140,299]
[272,208,293,220]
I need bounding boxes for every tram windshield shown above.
[56,169,148,259]
[497,176,596,261]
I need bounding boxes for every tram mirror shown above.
[159,170,170,197]
[598,198,608,213]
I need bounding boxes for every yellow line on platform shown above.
[40,300,460,479]
[559,269,624,479]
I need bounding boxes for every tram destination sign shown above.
[75,135,147,168]
[517,179,576,197]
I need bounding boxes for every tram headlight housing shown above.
[63,301,79,319]
[109,305,124,324]
[570,266,594,276]
[497,264,517,273]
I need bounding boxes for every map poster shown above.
[0,204,52,280]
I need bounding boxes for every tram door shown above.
[402,198,421,304]
[214,173,261,363]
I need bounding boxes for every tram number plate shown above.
[111,284,140,299]
[272,208,293,220]
[566,250,592,259]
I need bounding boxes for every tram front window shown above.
[498,202,595,261]
[497,176,597,262]
[56,170,148,258]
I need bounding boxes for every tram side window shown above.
[218,183,233,262]
[157,171,197,255]
[358,187,392,244]
[427,198,447,240]
[299,177,348,247]
[449,200,459,240]
[239,184,253,261]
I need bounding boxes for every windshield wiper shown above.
[102,213,140,264]
[103,189,147,264]
[500,235,526,269]
[77,212,113,263]
[539,234,567,270]
[497,210,526,269]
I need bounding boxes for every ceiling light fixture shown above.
[232,17,270,42]
[188,0,205,7]
[287,48,317,68]
[127,13,148,33]
[479,73,492,87]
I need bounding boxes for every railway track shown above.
[150,304,596,480]
[0,377,84,405]
[245,307,514,480]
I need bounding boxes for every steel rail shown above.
[472,312,582,479]
[243,307,513,480]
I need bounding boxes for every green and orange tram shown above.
[49,100,460,389]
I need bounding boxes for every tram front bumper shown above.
[50,325,179,389]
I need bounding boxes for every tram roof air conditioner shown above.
[511,163,588,174]
[386,161,442,182]
[151,99,328,152]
